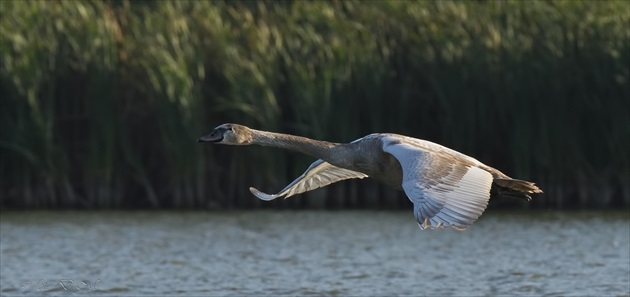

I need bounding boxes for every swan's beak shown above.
[197,130,223,143]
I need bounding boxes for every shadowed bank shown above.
[0,1,628,209]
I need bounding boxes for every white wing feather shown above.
[250,159,368,201]
[382,135,493,230]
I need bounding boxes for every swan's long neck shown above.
[250,129,340,161]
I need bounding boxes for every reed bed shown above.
[1,0,628,209]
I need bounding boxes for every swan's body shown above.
[198,123,542,230]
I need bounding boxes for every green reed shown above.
[1,0,628,209]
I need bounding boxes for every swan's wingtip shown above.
[249,187,279,201]
[417,218,469,231]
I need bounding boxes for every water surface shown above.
[1,210,629,296]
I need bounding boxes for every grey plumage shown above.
[198,123,543,231]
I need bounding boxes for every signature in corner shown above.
[19,279,100,291]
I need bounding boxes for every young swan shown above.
[198,123,542,230]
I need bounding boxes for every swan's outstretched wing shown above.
[381,135,493,230]
[250,159,368,201]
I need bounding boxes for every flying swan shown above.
[198,123,542,230]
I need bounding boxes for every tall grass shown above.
[1,0,628,209]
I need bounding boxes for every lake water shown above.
[1,210,628,296]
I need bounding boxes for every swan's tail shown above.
[492,178,543,201]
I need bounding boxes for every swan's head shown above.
[197,123,253,145]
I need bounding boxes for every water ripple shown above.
[1,210,628,296]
